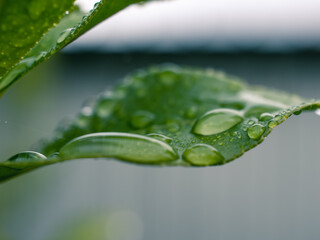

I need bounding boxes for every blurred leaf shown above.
[0,0,148,94]
[0,65,319,182]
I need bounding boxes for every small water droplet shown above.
[57,28,73,44]
[244,105,281,118]
[147,133,172,143]
[259,113,274,121]
[130,111,155,129]
[48,152,60,161]
[60,132,178,164]
[316,109,320,116]
[7,151,46,163]
[96,98,114,118]
[274,115,283,121]
[247,120,255,125]
[182,144,225,166]
[247,123,266,140]
[192,109,243,136]
[268,120,277,128]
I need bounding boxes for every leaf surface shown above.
[1,65,319,182]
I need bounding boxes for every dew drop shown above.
[244,105,281,118]
[96,98,114,118]
[247,123,266,140]
[57,28,73,44]
[259,113,274,121]
[192,109,243,136]
[130,111,155,129]
[182,144,225,166]
[247,120,255,125]
[60,132,179,164]
[316,109,320,116]
[268,120,277,128]
[7,151,46,163]
[147,133,172,143]
[274,115,283,121]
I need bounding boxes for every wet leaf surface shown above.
[1,65,319,182]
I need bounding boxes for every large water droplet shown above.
[192,109,243,136]
[147,133,172,143]
[130,111,155,129]
[7,151,47,163]
[60,132,178,164]
[57,28,73,44]
[247,123,266,140]
[182,144,225,166]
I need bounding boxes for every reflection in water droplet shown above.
[60,132,178,164]
[259,113,274,121]
[7,151,47,163]
[147,133,172,143]
[57,28,73,44]
[247,124,266,140]
[182,144,225,166]
[192,109,243,136]
[130,111,155,129]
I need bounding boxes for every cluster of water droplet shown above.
[5,66,316,169]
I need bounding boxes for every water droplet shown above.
[247,123,266,140]
[48,152,60,161]
[7,151,46,163]
[57,28,73,44]
[247,120,255,125]
[274,115,283,121]
[192,109,243,136]
[268,120,277,128]
[130,111,155,129]
[60,132,178,164]
[147,133,172,143]
[259,113,274,121]
[244,105,281,118]
[182,144,225,166]
[96,98,114,118]
[316,109,320,116]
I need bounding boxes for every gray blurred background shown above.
[0,0,320,239]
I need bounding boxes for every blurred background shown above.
[0,0,320,239]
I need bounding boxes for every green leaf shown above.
[0,0,147,94]
[1,65,319,182]
[0,0,76,88]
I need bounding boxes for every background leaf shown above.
[0,65,319,182]
[0,0,147,94]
